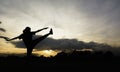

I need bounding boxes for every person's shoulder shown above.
[31,32,35,34]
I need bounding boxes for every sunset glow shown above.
[33,50,60,57]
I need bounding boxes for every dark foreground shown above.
[0,51,120,71]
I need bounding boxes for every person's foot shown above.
[49,28,53,35]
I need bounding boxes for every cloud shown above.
[10,35,120,55]
[11,36,85,50]
[0,0,120,46]
[0,28,6,32]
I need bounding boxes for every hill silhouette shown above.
[0,50,120,71]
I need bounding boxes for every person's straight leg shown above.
[32,33,50,48]
[31,28,53,49]
[27,48,33,57]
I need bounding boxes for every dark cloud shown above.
[0,28,6,32]
[0,21,6,32]
[11,36,85,50]
[10,35,120,55]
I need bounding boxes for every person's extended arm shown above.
[0,36,17,41]
[33,27,48,33]
[7,34,23,41]
[8,36,19,41]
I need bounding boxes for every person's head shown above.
[23,27,31,33]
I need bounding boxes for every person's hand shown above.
[2,37,10,41]
[5,37,10,41]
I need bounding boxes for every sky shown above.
[0,0,120,57]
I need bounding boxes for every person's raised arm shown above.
[33,27,48,33]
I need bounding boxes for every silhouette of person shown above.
[7,27,53,57]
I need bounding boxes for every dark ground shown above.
[0,51,120,71]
